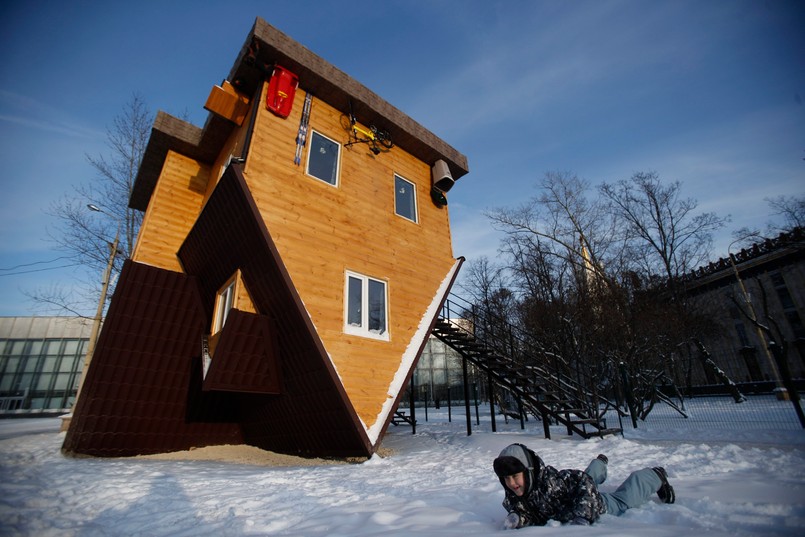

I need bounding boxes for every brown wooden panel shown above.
[203,309,282,394]
[204,81,250,125]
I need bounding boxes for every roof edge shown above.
[130,17,469,212]
[368,256,465,447]
[244,17,469,179]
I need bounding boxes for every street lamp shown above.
[73,204,121,406]
[727,237,785,396]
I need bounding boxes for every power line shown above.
[0,256,73,272]
[0,263,83,277]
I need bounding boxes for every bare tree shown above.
[459,256,508,307]
[766,194,805,231]
[599,171,729,286]
[29,94,152,316]
[473,170,729,415]
[729,276,805,426]
[734,195,805,244]
[488,171,623,291]
[485,173,626,387]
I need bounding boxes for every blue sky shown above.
[1,0,803,316]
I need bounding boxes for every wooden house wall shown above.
[205,112,252,202]
[243,82,456,428]
[132,116,256,314]
[132,151,210,271]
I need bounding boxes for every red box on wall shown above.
[266,65,299,118]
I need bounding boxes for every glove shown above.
[570,517,590,525]
[503,512,521,530]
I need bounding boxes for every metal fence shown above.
[402,375,804,437]
[611,392,804,436]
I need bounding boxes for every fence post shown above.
[409,376,416,435]
[619,362,638,429]
[474,383,480,425]
[768,340,805,428]
[541,406,551,439]
[462,356,472,436]
[488,371,497,432]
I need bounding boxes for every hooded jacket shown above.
[493,444,605,527]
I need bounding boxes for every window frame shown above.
[394,173,418,223]
[344,270,390,341]
[305,130,341,187]
[212,276,237,334]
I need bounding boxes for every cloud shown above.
[0,90,103,139]
[0,113,100,139]
[408,2,716,139]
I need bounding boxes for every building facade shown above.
[0,317,90,414]
[682,228,805,390]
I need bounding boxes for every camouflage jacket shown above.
[502,464,606,526]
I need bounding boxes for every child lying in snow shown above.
[492,443,674,529]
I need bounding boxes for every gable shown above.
[178,163,371,456]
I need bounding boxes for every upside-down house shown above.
[63,17,469,457]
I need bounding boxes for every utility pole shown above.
[62,205,120,431]
[727,243,784,392]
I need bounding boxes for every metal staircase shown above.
[431,295,622,439]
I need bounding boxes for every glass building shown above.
[0,317,90,414]
[413,336,486,405]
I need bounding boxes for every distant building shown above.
[412,318,485,405]
[682,228,805,390]
[418,229,805,403]
[414,337,460,402]
[0,317,90,414]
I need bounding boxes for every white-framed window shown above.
[344,271,389,340]
[306,130,340,186]
[212,278,236,333]
[394,174,418,223]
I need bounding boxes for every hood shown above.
[493,443,542,496]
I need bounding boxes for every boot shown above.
[652,467,675,504]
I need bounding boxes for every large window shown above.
[394,174,418,223]
[0,337,86,411]
[345,271,388,340]
[306,131,340,186]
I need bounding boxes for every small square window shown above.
[344,271,389,340]
[394,174,418,223]
[306,131,340,186]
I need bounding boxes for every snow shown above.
[1,402,804,536]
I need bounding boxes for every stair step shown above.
[570,418,604,425]
[594,428,623,436]
[433,315,621,439]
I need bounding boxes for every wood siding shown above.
[244,82,455,427]
[132,151,210,270]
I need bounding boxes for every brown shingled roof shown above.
[62,260,243,457]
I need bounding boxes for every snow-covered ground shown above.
[1,401,803,536]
